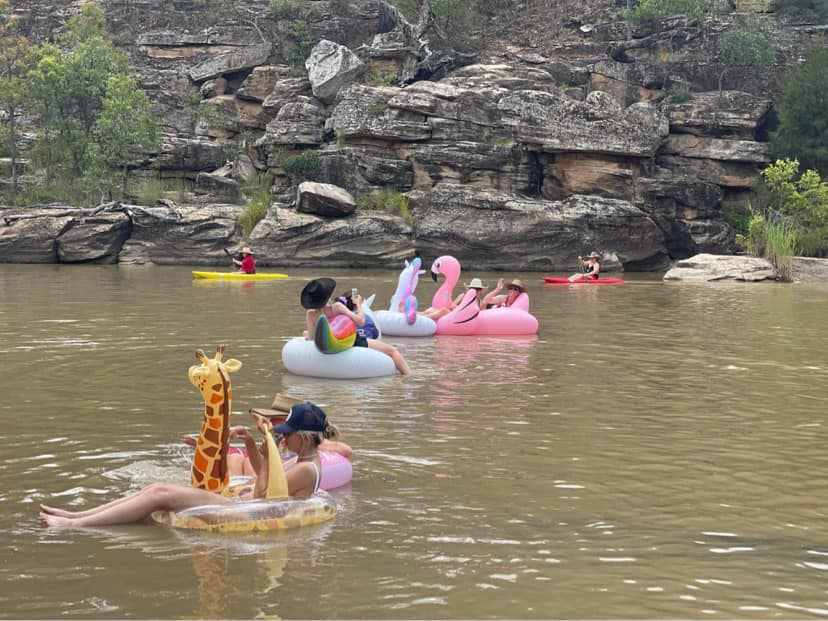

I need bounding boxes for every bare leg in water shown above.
[40,483,229,528]
[367,339,411,375]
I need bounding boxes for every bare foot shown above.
[40,512,73,528]
[39,504,78,518]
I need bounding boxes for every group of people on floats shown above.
[420,277,528,321]
[40,402,350,528]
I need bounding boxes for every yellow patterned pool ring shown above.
[157,418,336,532]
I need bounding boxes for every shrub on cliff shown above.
[771,48,828,177]
[357,189,413,226]
[281,150,321,180]
[761,159,828,256]
[624,0,711,22]
[717,19,775,96]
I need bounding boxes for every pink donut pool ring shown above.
[228,450,352,492]
[429,255,539,336]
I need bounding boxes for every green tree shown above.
[717,21,775,97]
[771,48,828,176]
[96,74,160,198]
[761,159,828,256]
[28,3,129,196]
[0,0,35,203]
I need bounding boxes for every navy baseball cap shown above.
[274,402,327,434]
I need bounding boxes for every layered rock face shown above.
[1,0,786,270]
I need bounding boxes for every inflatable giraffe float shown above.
[187,346,242,494]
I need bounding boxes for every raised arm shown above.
[481,278,505,308]
[332,300,366,326]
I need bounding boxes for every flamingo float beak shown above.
[431,271,438,283]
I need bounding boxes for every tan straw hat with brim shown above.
[506,278,526,292]
[464,277,486,290]
[587,252,601,259]
[241,246,254,255]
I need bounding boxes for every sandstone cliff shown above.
[1,0,823,270]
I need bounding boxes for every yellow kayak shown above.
[192,271,289,281]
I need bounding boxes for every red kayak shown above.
[544,276,625,285]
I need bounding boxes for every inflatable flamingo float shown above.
[429,255,539,336]
[375,258,437,337]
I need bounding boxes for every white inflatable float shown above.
[281,338,396,378]
[374,259,437,337]
[374,310,436,337]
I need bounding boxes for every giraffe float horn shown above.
[215,345,225,362]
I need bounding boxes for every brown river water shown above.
[1,264,827,619]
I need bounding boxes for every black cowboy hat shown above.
[300,277,337,309]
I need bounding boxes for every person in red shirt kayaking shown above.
[569,252,601,282]
[233,246,256,274]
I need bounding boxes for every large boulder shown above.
[57,213,132,264]
[249,206,413,267]
[258,96,327,147]
[661,135,770,163]
[262,77,313,117]
[117,203,241,265]
[236,65,292,102]
[316,147,415,196]
[188,43,273,83]
[0,208,74,263]
[305,40,365,105]
[663,254,777,282]
[667,91,773,139]
[296,182,356,218]
[154,136,229,172]
[498,92,668,157]
[329,85,431,142]
[410,185,668,270]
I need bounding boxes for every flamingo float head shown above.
[429,255,462,309]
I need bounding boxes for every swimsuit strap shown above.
[311,461,321,493]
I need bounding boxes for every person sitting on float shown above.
[420,277,487,320]
[302,277,411,375]
[231,403,334,499]
[233,246,256,274]
[481,278,527,309]
[181,411,352,479]
[569,252,601,282]
[38,409,324,528]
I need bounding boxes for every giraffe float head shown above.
[188,346,242,493]
[188,346,242,399]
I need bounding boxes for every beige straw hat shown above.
[464,277,486,289]
[241,246,254,255]
[506,279,526,292]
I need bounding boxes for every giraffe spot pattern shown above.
[211,383,223,391]
[210,460,225,480]
[202,445,218,457]
[194,451,209,474]
[210,393,223,405]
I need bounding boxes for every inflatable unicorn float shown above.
[375,257,438,337]
[428,255,539,336]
